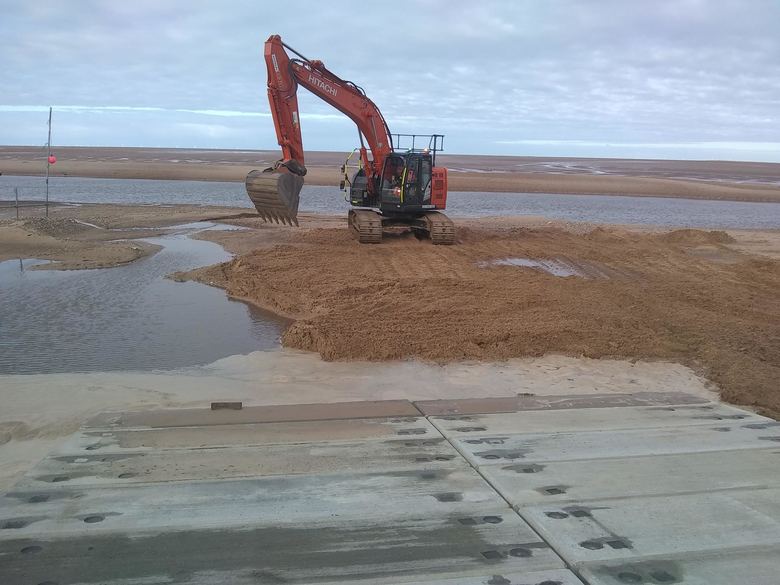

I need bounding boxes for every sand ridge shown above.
[186,218,780,418]
[0,203,245,268]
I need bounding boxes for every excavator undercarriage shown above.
[347,209,455,245]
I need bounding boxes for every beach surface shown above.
[3,145,780,202]
[2,202,777,420]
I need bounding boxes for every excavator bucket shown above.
[245,169,304,226]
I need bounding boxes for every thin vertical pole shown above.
[46,107,52,217]
[15,187,19,220]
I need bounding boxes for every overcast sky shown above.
[1,0,779,161]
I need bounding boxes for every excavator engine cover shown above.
[245,169,304,226]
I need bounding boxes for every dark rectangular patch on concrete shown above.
[210,401,242,410]
[415,392,708,416]
[0,515,561,584]
[86,400,421,429]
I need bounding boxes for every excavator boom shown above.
[264,35,393,177]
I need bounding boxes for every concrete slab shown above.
[431,403,768,436]
[0,513,564,584]
[480,449,780,505]
[520,488,780,565]
[85,399,421,429]
[6,393,778,585]
[452,422,780,466]
[54,416,440,454]
[384,569,585,585]
[579,547,780,585]
[19,437,470,488]
[415,392,708,416]
[0,469,513,538]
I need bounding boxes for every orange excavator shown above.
[245,35,455,244]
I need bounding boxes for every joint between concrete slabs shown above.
[421,409,578,580]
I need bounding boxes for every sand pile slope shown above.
[190,224,780,418]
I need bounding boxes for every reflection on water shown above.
[2,175,779,229]
[0,225,288,375]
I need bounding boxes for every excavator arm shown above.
[264,34,393,179]
[247,35,395,224]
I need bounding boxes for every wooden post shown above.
[45,107,52,217]
[15,187,19,220]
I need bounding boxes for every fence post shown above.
[15,187,19,220]
[46,106,52,218]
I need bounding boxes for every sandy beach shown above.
[1,185,778,584]
[0,202,242,268]
[1,156,778,501]
[3,145,780,202]
[2,202,778,421]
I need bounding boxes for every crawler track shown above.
[349,209,383,244]
[423,211,456,245]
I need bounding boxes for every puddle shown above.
[0,258,52,276]
[478,257,585,277]
[166,221,247,232]
[0,224,288,375]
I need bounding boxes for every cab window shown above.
[420,157,432,203]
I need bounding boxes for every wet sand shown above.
[0,202,243,269]
[3,146,780,202]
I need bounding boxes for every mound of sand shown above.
[23,217,100,238]
[190,223,780,418]
[654,229,736,245]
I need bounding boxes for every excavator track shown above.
[349,209,383,244]
[423,211,456,245]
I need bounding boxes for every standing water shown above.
[0,223,288,374]
[2,175,780,229]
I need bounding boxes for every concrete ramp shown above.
[1,394,778,584]
[430,399,780,585]
[0,399,575,584]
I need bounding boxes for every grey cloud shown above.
[1,0,778,160]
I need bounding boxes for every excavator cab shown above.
[379,153,433,211]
